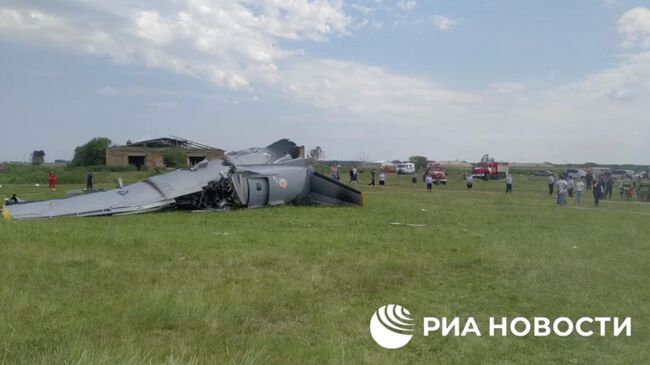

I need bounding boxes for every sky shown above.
[0,0,649,164]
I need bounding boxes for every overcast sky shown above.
[1,0,649,164]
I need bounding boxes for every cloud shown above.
[280,59,479,116]
[0,1,351,89]
[397,1,417,11]
[490,82,526,94]
[146,101,180,110]
[618,7,650,49]
[432,15,457,31]
[602,0,623,8]
[0,7,129,60]
[2,2,650,163]
[0,1,476,119]
[97,86,117,96]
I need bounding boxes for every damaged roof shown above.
[120,136,223,151]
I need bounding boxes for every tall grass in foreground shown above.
[1,172,649,364]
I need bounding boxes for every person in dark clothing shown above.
[411,173,417,184]
[348,168,354,184]
[586,173,593,190]
[369,170,376,186]
[593,180,602,207]
[9,194,18,204]
[605,178,614,199]
[86,171,94,190]
[598,176,606,199]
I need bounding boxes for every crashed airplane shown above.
[1,139,363,220]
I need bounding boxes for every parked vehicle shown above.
[533,170,555,177]
[611,170,634,178]
[471,154,509,180]
[396,162,416,175]
[565,169,587,178]
[426,164,448,185]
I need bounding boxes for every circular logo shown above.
[369,304,414,349]
[278,177,288,189]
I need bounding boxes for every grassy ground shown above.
[1,171,649,364]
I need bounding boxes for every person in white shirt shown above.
[351,167,358,184]
[575,178,585,206]
[505,174,513,194]
[547,175,555,196]
[619,178,625,199]
[466,175,474,189]
[425,175,433,191]
[379,172,386,186]
[556,177,568,206]
[567,176,575,197]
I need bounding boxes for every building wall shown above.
[106,147,225,169]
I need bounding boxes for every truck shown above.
[471,154,509,180]
[426,164,448,185]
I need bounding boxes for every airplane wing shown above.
[2,139,362,220]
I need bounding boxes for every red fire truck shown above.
[426,164,448,185]
[471,154,509,180]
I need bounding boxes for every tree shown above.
[163,149,188,168]
[308,146,324,161]
[409,155,429,172]
[71,137,112,166]
[31,150,45,165]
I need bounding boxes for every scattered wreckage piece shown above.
[1,139,362,220]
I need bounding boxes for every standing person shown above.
[465,174,474,189]
[601,176,608,199]
[605,176,613,199]
[47,171,57,190]
[586,172,593,190]
[425,174,433,192]
[352,167,358,184]
[547,174,555,196]
[505,174,513,194]
[379,172,386,186]
[619,177,625,199]
[348,168,354,184]
[328,165,338,180]
[593,180,602,207]
[556,176,568,206]
[567,176,574,198]
[411,173,417,184]
[575,177,585,207]
[86,170,94,190]
[368,169,376,186]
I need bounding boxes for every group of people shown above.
[462,173,513,194]
[331,165,387,186]
[46,170,96,191]
[548,173,615,207]
[367,169,386,186]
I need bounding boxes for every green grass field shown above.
[1,171,649,364]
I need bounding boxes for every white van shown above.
[396,162,416,175]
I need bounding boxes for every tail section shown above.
[307,171,363,206]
